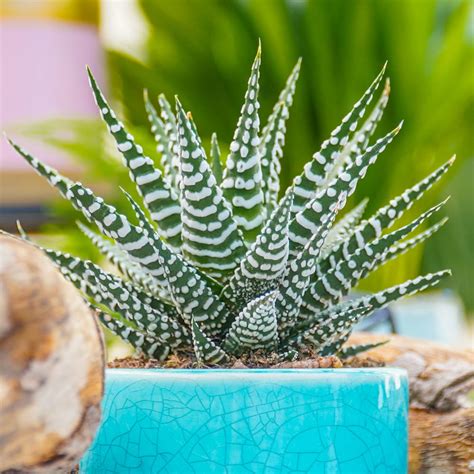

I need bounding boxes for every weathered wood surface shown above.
[0,235,105,473]
[349,332,474,473]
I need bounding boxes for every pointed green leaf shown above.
[260,57,301,213]
[307,270,450,354]
[304,199,448,311]
[192,318,230,365]
[158,93,181,189]
[321,199,368,258]
[221,192,292,312]
[87,69,182,250]
[327,78,391,183]
[10,140,172,294]
[346,269,451,315]
[386,218,448,262]
[296,270,451,341]
[144,89,175,182]
[176,98,246,278]
[260,102,287,214]
[320,331,352,356]
[338,340,389,360]
[77,221,158,295]
[221,45,265,243]
[345,78,391,163]
[288,124,402,257]
[94,305,171,361]
[301,306,374,352]
[291,63,387,214]
[300,219,447,320]
[210,132,223,185]
[316,157,455,276]
[260,58,301,139]
[42,247,190,349]
[276,204,339,335]
[123,190,231,336]
[223,291,278,355]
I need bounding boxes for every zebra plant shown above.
[8,45,453,365]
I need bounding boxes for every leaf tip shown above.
[85,65,95,82]
[16,220,29,240]
[441,195,451,206]
[174,94,183,108]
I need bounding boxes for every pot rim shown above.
[104,367,408,378]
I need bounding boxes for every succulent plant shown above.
[8,45,453,365]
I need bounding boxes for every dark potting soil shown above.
[108,350,384,369]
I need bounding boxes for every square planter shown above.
[80,368,408,473]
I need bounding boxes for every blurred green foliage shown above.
[30,0,474,311]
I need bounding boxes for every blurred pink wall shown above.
[0,20,104,171]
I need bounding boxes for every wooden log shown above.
[0,235,105,473]
[349,332,474,473]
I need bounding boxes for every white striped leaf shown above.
[304,199,448,311]
[260,58,302,213]
[276,204,339,336]
[87,69,182,250]
[297,270,450,352]
[94,305,170,360]
[176,99,246,278]
[42,248,190,349]
[288,123,402,257]
[327,78,391,183]
[316,157,455,277]
[221,45,265,243]
[320,198,368,258]
[294,269,451,341]
[302,306,374,352]
[337,340,389,360]
[210,132,223,185]
[290,63,387,214]
[345,78,391,164]
[10,140,171,294]
[385,218,447,262]
[299,218,448,320]
[220,192,293,312]
[223,291,278,355]
[192,318,230,365]
[260,102,287,215]
[123,190,232,336]
[144,90,175,183]
[158,93,181,189]
[77,221,159,295]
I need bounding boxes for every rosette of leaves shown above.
[8,45,453,365]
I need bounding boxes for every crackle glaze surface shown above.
[80,368,408,473]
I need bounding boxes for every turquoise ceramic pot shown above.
[80,368,408,473]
